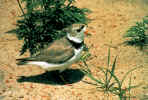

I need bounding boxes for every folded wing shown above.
[16,38,75,64]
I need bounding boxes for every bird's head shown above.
[65,24,87,43]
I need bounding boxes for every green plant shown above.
[80,44,91,62]
[123,16,148,49]
[81,49,141,100]
[7,0,90,56]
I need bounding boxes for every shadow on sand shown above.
[17,69,85,85]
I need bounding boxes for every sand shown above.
[0,0,148,99]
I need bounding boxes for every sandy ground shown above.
[0,0,148,100]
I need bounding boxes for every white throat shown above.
[67,34,83,43]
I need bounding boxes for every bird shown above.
[16,24,86,74]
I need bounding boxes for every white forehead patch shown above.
[82,26,86,32]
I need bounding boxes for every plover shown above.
[16,24,86,73]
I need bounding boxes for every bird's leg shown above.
[59,74,67,84]
[59,70,68,84]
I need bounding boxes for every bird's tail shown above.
[16,58,28,65]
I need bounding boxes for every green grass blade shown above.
[121,67,140,86]
[108,70,121,91]
[107,56,118,85]
[85,72,104,85]
[128,75,132,100]
[107,48,110,67]
[124,83,142,90]
[82,80,98,86]
[111,56,117,74]
[108,87,121,95]
[81,61,104,85]
[83,61,91,73]
[17,0,25,17]
[105,48,111,87]
[98,67,108,83]
[108,82,117,89]
[98,67,106,74]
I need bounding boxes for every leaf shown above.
[143,18,148,24]
[9,0,90,56]
[5,29,17,34]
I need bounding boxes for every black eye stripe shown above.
[77,25,85,32]
[80,25,85,29]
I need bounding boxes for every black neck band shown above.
[67,38,84,49]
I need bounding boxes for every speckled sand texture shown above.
[0,0,148,100]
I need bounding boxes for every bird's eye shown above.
[76,29,81,32]
[76,25,85,32]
